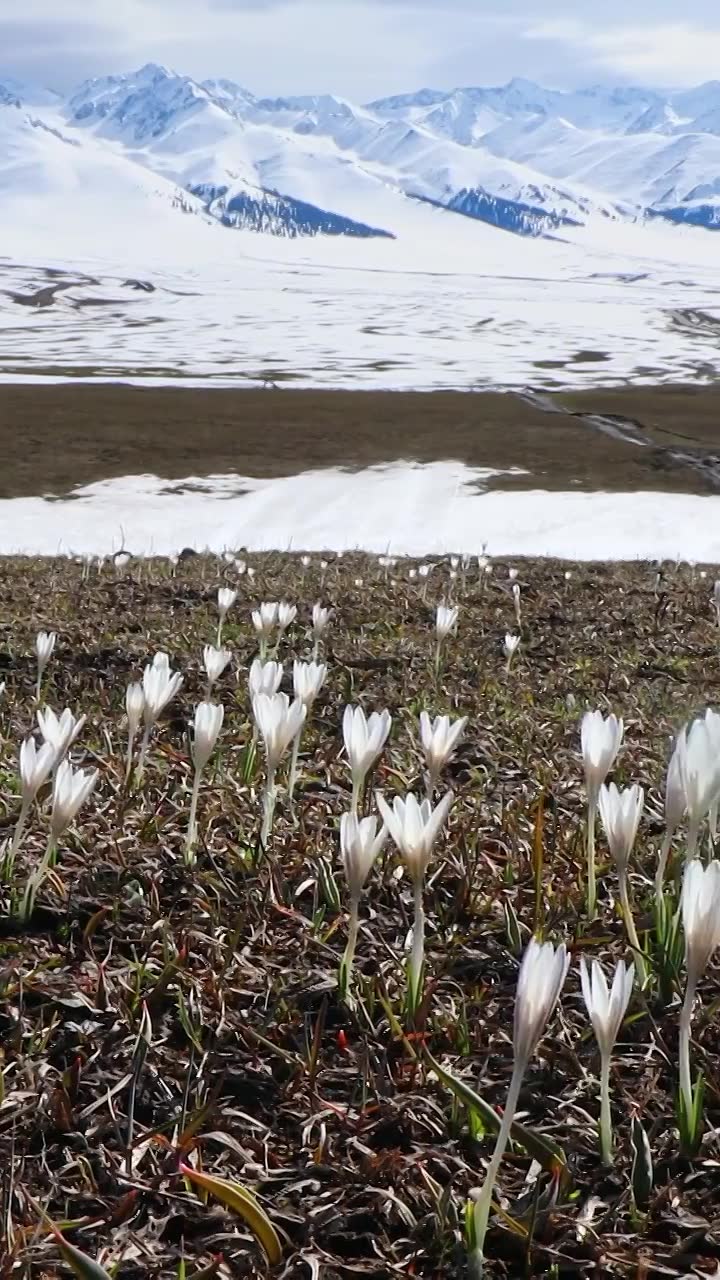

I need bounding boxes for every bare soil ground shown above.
[1,384,720,498]
[1,552,719,1279]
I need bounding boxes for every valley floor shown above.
[1,383,720,560]
[3,382,720,499]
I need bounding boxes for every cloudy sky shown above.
[3,0,720,99]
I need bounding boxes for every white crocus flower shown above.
[580,958,635,1165]
[581,710,624,798]
[252,602,279,658]
[598,782,644,877]
[679,860,720,1127]
[675,716,720,859]
[20,759,98,924]
[191,701,225,773]
[418,562,433,600]
[312,603,330,634]
[287,661,328,810]
[185,701,224,862]
[35,630,56,700]
[217,587,237,616]
[702,708,720,848]
[471,939,569,1271]
[7,738,57,874]
[19,737,56,804]
[376,790,453,1011]
[581,709,624,917]
[216,587,237,643]
[37,706,86,765]
[312,604,331,659]
[136,659,184,781]
[434,604,458,675]
[142,661,183,726]
[203,644,232,693]
[598,782,646,983]
[293,660,327,709]
[419,711,467,796]
[513,938,569,1069]
[275,602,297,652]
[253,692,306,846]
[339,811,387,997]
[253,692,306,774]
[377,790,453,885]
[248,658,283,700]
[126,682,144,735]
[504,632,520,672]
[435,604,459,640]
[50,759,98,842]
[124,682,145,785]
[343,705,392,814]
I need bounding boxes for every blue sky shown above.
[3,0,720,97]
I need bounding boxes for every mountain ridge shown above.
[4,63,720,240]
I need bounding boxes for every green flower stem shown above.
[339,894,360,998]
[5,796,31,880]
[619,873,647,987]
[655,829,672,900]
[679,972,697,1119]
[136,724,151,783]
[686,819,700,862]
[261,767,277,848]
[185,767,202,865]
[284,732,301,808]
[125,727,137,786]
[586,792,598,918]
[350,777,362,818]
[472,1059,524,1273]
[19,834,56,922]
[408,878,425,1015]
[599,1052,613,1165]
[434,639,443,678]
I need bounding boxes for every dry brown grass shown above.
[0,551,719,1279]
[2,384,720,499]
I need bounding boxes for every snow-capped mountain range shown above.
[5,62,720,241]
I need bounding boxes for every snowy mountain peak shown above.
[625,103,685,135]
[8,64,720,244]
[134,62,177,83]
[0,84,21,108]
[200,77,256,108]
[255,92,356,119]
[366,87,447,113]
[671,80,720,118]
[67,65,224,143]
[0,73,62,108]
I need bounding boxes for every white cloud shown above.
[1,1,514,97]
[526,19,720,86]
[4,0,720,96]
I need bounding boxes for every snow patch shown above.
[2,464,719,562]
